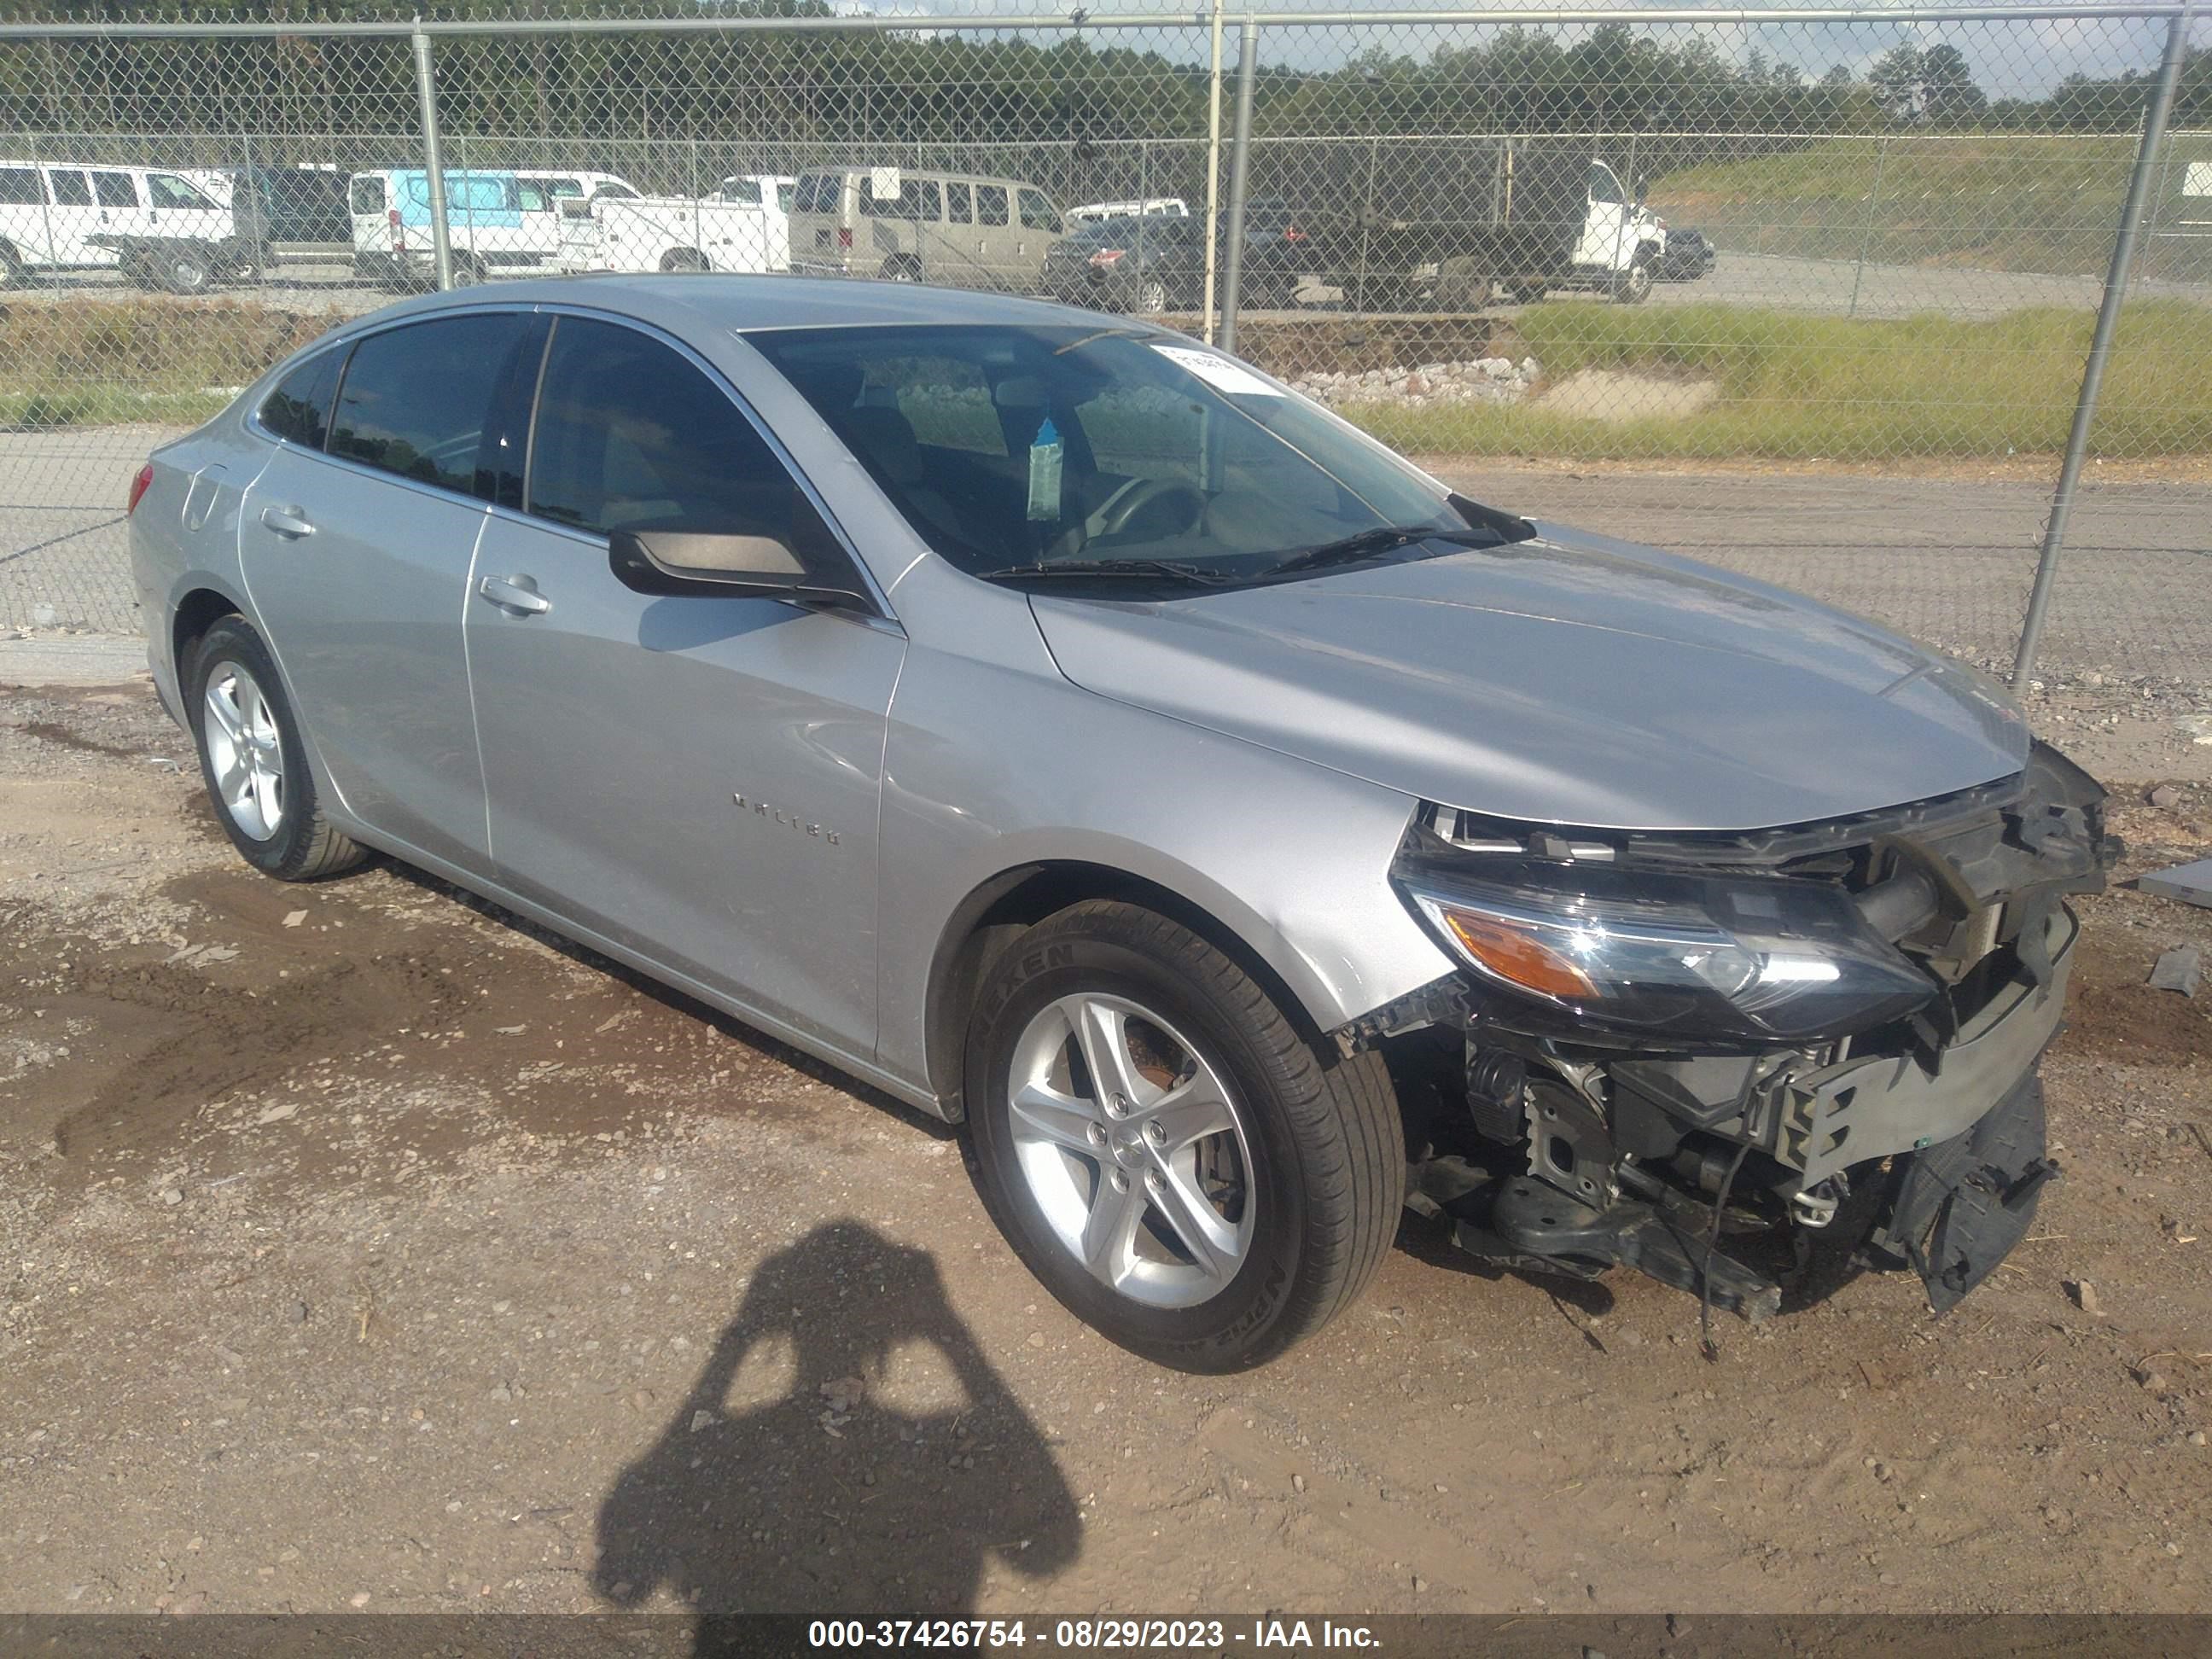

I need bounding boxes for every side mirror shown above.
[608,528,869,610]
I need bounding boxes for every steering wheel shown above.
[1086,475,1207,542]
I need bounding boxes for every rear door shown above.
[89,169,148,247]
[239,309,544,874]
[464,313,903,1053]
[41,167,104,265]
[0,164,55,267]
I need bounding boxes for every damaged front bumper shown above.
[1366,742,2113,1322]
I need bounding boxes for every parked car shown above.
[129,276,2110,1371]
[1065,196,1189,228]
[1044,212,1313,313]
[789,166,1064,291]
[348,166,640,288]
[1659,224,1717,281]
[0,158,249,291]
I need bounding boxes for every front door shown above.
[1573,161,1631,271]
[465,314,904,1054]
[239,309,544,874]
[145,171,229,245]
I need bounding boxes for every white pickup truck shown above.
[555,178,789,276]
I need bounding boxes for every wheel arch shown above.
[172,583,248,686]
[923,859,1331,1122]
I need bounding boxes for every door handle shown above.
[258,505,315,538]
[477,574,550,615]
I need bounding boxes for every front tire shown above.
[965,900,1402,1372]
[185,617,366,882]
[1612,253,1655,305]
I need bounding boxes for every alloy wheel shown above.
[201,659,285,841]
[1004,992,1256,1308]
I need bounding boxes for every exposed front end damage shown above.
[1352,742,2116,1323]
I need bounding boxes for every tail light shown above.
[836,226,853,249]
[1089,247,1126,266]
[388,205,405,253]
[1284,224,1308,242]
[126,462,154,517]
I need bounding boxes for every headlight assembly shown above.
[1399,859,1936,1044]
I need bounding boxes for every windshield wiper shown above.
[977,557,1239,586]
[1264,523,1500,578]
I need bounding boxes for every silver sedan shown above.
[130,276,2109,1370]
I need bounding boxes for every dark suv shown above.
[1045,207,1314,315]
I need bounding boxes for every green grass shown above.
[0,298,336,433]
[1649,132,2212,280]
[1323,300,2212,463]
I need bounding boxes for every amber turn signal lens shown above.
[1438,907,1598,1000]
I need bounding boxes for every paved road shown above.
[11,245,2209,323]
[7,427,2206,689]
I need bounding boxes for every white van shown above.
[346,166,642,287]
[0,160,242,291]
[788,166,1063,291]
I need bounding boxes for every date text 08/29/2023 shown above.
[807,1619,1384,1649]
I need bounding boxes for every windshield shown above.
[749,323,1482,585]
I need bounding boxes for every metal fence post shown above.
[1848,132,1888,319]
[2011,3,2193,685]
[1202,0,1226,345]
[410,19,454,291]
[1217,15,1259,357]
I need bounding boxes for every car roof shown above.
[346,273,1127,337]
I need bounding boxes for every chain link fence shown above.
[1,3,2207,687]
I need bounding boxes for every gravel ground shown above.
[0,678,2207,1618]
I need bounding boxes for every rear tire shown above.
[448,254,487,288]
[660,247,709,273]
[1133,276,1168,315]
[0,242,26,289]
[1433,254,1490,311]
[184,617,367,882]
[965,900,1403,1372]
[881,255,921,284]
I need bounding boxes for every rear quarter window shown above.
[0,166,42,206]
[794,173,844,216]
[257,347,347,449]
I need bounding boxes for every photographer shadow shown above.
[594,1220,1080,1639]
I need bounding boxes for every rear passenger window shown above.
[527,317,828,553]
[329,312,530,496]
[92,171,137,208]
[861,178,941,221]
[0,167,41,205]
[946,182,972,223]
[975,185,1009,227]
[49,170,90,207]
[258,347,346,449]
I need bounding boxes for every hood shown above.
[1027,523,2029,832]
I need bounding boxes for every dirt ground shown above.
[1,676,2208,1618]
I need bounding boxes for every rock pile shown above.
[1285,355,1540,409]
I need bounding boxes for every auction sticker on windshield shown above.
[1150,343,1281,397]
